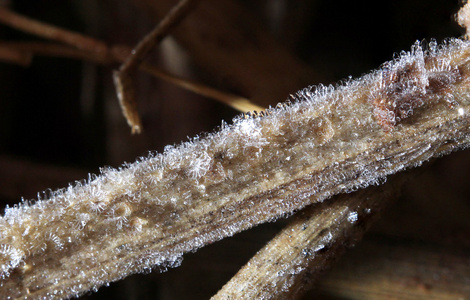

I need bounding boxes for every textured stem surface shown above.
[212,177,399,300]
[1,39,470,299]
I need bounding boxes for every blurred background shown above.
[0,0,469,299]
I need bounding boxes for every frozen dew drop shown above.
[347,211,358,223]
[429,38,438,53]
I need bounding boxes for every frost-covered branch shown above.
[2,38,470,299]
[212,177,399,299]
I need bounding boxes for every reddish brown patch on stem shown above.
[371,53,462,131]
[372,60,426,131]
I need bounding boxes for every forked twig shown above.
[0,41,263,113]
[113,0,202,134]
[0,8,264,117]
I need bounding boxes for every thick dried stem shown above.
[1,39,470,299]
[213,177,399,300]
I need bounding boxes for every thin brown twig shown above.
[0,5,261,134]
[0,41,264,113]
[138,64,265,112]
[0,7,264,117]
[0,42,112,64]
[0,45,31,66]
[119,0,201,73]
[114,0,202,134]
[0,8,108,54]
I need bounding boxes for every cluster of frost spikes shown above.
[0,244,24,279]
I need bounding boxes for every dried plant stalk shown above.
[114,0,201,134]
[0,7,264,116]
[0,40,263,113]
[0,8,107,54]
[132,0,319,106]
[137,63,265,112]
[212,177,399,300]
[2,39,470,299]
[0,45,31,66]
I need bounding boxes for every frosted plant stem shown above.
[212,176,400,300]
[2,39,470,299]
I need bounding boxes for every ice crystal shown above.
[0,245,24,279]
[347,211,358,224]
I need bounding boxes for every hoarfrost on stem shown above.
[2,38,470,298]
